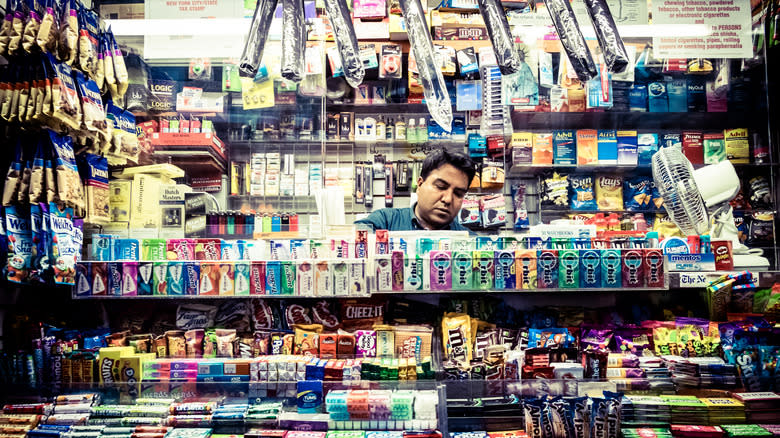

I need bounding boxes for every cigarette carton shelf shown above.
[509,111,760,130]
[507,162,777,177]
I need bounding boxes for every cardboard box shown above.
[109,180,132,224]
[99,2,144,20]
[98,346,136,384]
[159,184,192,239]
[129,174,163,239]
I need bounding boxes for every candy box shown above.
[622,249,645,288]
[558,249,579,288]
[537,249,558,288]
[494,250,516,290]
[295,261,313,296]
[332,261,349,296]
[578,249,601,288]
[355,330,377,358]
[516,249,537,289]
[429,250,452,291]
[91,234,114,261]
[98,346,136,384]
[167,239,195,260]
[114,238,140,261]
[452,251,473,290]
[195,238,221,260]
[314,261,332,296]
[474,251,494,290]
[375,257,392,292]
[601,249,621,288]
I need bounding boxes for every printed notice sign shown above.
[652,0,752,58]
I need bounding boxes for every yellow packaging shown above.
[567,87,586,112]
[724,128,749,163]
[109,179,132,223]
[130,173,163,238]
[118,352,156,403]
[374,325,396,358]
[441,313,472,365]
[595,175,624,211]
[98,346,135,384]
[293,324,323,356]
[532,133,553,165]
[576,129,598,165]
[511,132,533,165]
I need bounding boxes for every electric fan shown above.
[651,147,769,269]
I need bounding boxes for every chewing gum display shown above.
[474,251,494,290]
[376,258,392,291]
[404,255,424,291]
[266,261,281,295]
[494,250,516,290]
[515,249,537,289]
[280,261,295,295]
[537,249,558,289]
[579,249,601,288]
[559,249,579,289]
[107,262,122,296]
[91,262,107,295]
[452,251,473,290]
[601,249,621,288]
[296,261,314,296]
[184,262,200,295]
[152,262,167,295]
[430,250,452,291]
[315,261,333,296]
[199,262,220,296]
[644,248,664,288]
[166,262,185,295]
[250,261,265,295]
[622,249,644,287]
[138,262,153,296]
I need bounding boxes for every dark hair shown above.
[420,149,477,184]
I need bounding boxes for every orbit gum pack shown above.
[494,250,516,290]
[559,249,579,288]
[537,249,558,289]
[474,251,494,290]
[579,249,601,288]
[601,249,622,288]
[622,248,644,287]
[430,250,452,291]
[452,251,473,290]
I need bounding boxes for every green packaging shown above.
[703,133,726,164]
[452,251,473,290]
[142,239,167,261]
[403,255,423,290]
[234,262,250,296]
[558,249,579,288]
[474,250,494,290]
[152,262,168,295]
[281,261,296,295]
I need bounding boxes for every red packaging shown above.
[337,334,356,358]
[622,249,645,288]
[199,262,220,295]
[682,131,704,164]
[249,261,266,295]
[319,333,338,359]
[195,239,221,260]
[644,249,665,288]
[712,240,733,270]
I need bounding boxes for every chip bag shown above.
[624,176,652,211]
[570,174,597,210]
[595,175,623,211]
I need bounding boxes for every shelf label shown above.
[651,0,752,58]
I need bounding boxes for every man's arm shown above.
[354,209,391,231]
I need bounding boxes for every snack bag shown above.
[541,172,569,209]
[595,175,623,211]
[21,0,42,53]
[511,183,529,230]
[103,32,116,97]
[50,130,85,214]
[80,153,109,224]
[50,202,78,285]
[570,175,597,211]
[74,71,107,142]
[0,2,13,55]
[35,0,57,53]
[5,205,32,283]
[109,30,128,100]
[7,0,24,54]
[48,53,81,131]
[624,176,652,211]
[77,4,99,79]
[58,0,78,64]
[442,312,472,365]
[2,141,22,206]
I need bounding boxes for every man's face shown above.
[415,163,469,229]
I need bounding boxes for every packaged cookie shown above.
[58,0,77,64]
[35,0,58,53]
[50,130,84,212]
[596,175,623,211]
[540,172,569,209]
[81,153,109,224]
[21,0,41,53]
[165,330,186,357]
[50,201,78,285]
[569,174,596,211]
[215,328,237,357]
[293,323,323,356]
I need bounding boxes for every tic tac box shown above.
[553,130,576,165]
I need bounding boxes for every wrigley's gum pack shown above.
[296,260,314,296]
[404,255,424,291]
[266,261,282,294]
[250,261,265,295]
[392,251,404,291]
[137,262,153,295]
[452,251,473,290]
[332,261,349,295]
[622,249,644,288]
[516,249,537,289]
[152,261,168,295]
[644,249,664,288]
[184,262,200,295]
[474,251,494,290]
[601,249,622,288]
[537,249,558,288]
[166,261,185,295]
[494,250,516,289]
[108,262,122,296]
[315,260,333,296]
[280,261,296,295]
[219,262,235,296]
[142,239,166,261]
[234,262,250,295]
[579,249,601,288]
[430,250,452,291]
[122,262,138,296]
[558,249,579,288]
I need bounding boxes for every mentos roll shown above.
[516,249,537,289]
[537,249,558,289]
[600,249,621,288]
[494,250,516,290]
[644,248,664,288]
[622,249,644,288]
[452,251,473,290]
[558,249,579,288]
[579,249,601,288]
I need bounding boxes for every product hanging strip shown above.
[543,0,598,82]
[399,0,453,132]
[477,0,521,75]
[281,0,306,82]
[582,0,629,73]
[239,0,279,78]
[323,0,365,88]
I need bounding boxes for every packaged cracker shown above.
[570,175,597,211]
[50,130,84,213]
[50,202,77,285]
[58,0,77,64]
[80,153,109,225]
[21,0,41,53]
[540,172,569,209]
[442,312,472,365]
[7,0,24,55]
[35,0,57,53]
[2,142,22,206]
[5,205,32,283]
[77,4,98,79]
[339,298,385,331]
[624,176,652,211]
[595,175,623,211]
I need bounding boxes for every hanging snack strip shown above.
[543,0,598,82]
[582,0,629,73]
[477,0,521,75]
[239,0,279,78]
[323,0,365,88]
[281,0,306,82]
[399,0,452,132]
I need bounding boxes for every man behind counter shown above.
[355,149,476,232]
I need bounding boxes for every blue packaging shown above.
[198,362,224,376]
[494,250,516,289]
[601,249,621,287]
[265,261,282,294]
[166,261,185,295]
[617,131,638,165]
[297,380,323,413]
[456,80,482,111]
[648,82,668,112]
[553,130,577,165]
[221,240,240,260]
[579,249,601,288]
[661,133,682,149]
[107,262,122,295]
[91,234,114,261]
[637,133,659,166]
[75,262,92,296]
[114,239,140,261]
[597,130,618,163]
[687,77,706,112]
[138,262,153,295]
[476,236,501,250]
[667,80,687,112]
[628,84,647,111]
[184,262,200,295]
